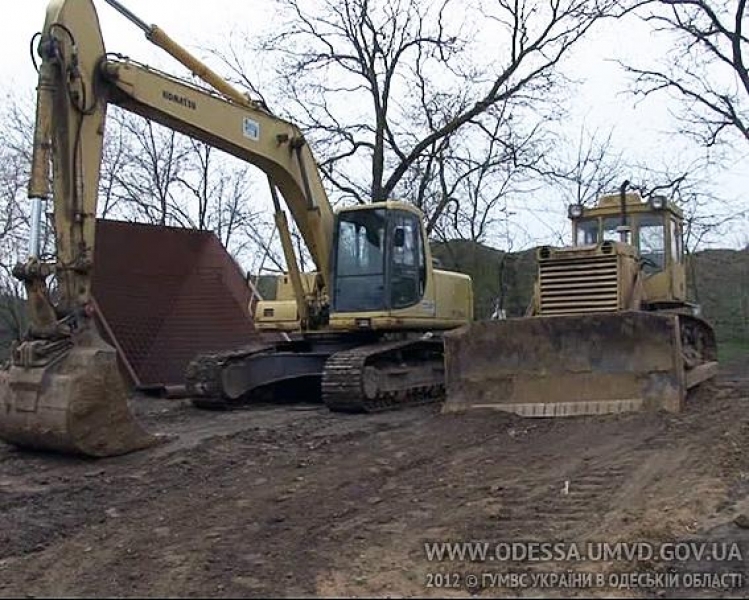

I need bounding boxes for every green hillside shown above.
[0,296,26,362]
[432,240,749,351]
[687,248,749,341]
[431,241,536,319]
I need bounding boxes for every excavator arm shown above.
[25,0,108,327]
[0,0,337,456]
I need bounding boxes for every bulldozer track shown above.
[677,313,718,368]
[322,339,445,413]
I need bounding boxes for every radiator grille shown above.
[539,254,619,315]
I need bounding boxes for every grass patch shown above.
[718,338,749,364]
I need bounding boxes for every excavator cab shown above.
[332,205,425,313]
[257,202,472,333]
[327,202,471,332]
[255,202,471,333]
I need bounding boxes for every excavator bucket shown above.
[0,330,160,457]
[442,311,688,417]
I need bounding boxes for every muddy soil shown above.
[1,360,749,598]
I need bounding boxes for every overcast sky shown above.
[2,0,747,250]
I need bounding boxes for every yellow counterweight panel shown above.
[255,300,301,331]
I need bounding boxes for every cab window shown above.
[575,219,599,245]
[638,215,665,273]
[334,209,387,312]
[603,217,624,242]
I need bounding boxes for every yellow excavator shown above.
[0,0,472,456]
[443,182,718,417]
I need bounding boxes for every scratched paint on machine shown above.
[91,219,270,390]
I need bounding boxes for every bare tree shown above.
[108,110,191,226]
[540,125,626,207]
[0,92,38,352]
[173,138,286,271]
[99,113,132,219]
[629,164,744,253]
[416,109,546,243]
[621,0,749,148]
[218,0,622,228]
[0,93,35,253]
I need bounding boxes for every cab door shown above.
[389,211,425,310]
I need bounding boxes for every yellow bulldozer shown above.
[443,182,718,417]
[0,0,472,457]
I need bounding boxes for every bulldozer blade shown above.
[442,311,686,417]
[0,332,161,457]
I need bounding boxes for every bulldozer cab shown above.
[570,193,687,306]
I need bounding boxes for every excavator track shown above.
[185,345,275,409]
[322,338,445,413]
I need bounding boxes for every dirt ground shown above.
[2,358,749,598]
